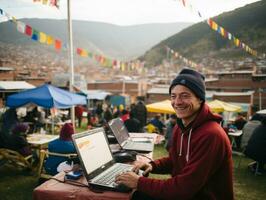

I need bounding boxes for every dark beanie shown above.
[60,123,74,141]
[169,68,206,101]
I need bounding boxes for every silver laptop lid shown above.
[108,118,130,146]
[72,128,114,180]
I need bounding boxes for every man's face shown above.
[170,85,202,126]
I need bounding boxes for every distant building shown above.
[87,79,151,103]
[0,81,35,107]
[0,66,15,81]
[206,71,266,112]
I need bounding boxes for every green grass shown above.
[1,143,266,200]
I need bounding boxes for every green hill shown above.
[141,0,266,67]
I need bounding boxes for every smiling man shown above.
[115,68,234,200]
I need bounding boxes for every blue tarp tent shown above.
[6,84,86,108]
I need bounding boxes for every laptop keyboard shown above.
[125,141,152,149]
[93,164,132,186]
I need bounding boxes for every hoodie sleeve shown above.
[150,156,173,174]
[137,125,229,199]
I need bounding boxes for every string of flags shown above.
[176,0,259,57]
[32,0,60,9]
[0,7,145,73]
[76,47,145,72]
[206,19,258,57]
[166,46,199,69]
[167,46,216,74]
[0,8,62,51]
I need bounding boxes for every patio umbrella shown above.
[207,99,242,113]
[6,84,87,134]
[6,84,86,109]
[146,100,175,114]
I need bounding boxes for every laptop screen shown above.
[109,118,129,145]
[73,129,113,175]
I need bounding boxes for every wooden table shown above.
[33,171,133,200]
[27,133,58,168]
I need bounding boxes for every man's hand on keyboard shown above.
[115,171,140,189]
[132,161,152,176]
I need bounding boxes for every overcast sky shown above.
[0,0,261,25]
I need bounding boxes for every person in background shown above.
[244,116,266,175]
[131,97,147,131]
[164,114,177,151]
[233,113,247,150]
[124,111,142,133]
[103,104,113,123]
[241,113,262,150]
[149,114,166,134]
[120,109,129,122]
[115,68,234,200]
[95,102,103,122]
[44,123,77,176]
[8,123,31,156]
[75,105,84,128]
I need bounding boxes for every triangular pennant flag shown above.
[17,21,26,33]
[31,29,39,41]
[54,39,62,50]
[39,32,47,43]
[25,25,32,36]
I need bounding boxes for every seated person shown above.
[7,123,31,157]
[124,112,142,133]
[233,113,247,149]
[241,114,262,150]
[165,114,177,151]
[120,109,130,122]
[149,114,166,134]
[244,116,266,175]
[44,123,77,175]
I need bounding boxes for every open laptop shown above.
[72,128,139,192]
[108,118,154,153]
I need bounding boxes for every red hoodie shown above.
[137,103,234,200]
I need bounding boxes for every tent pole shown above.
[67,0,75,127]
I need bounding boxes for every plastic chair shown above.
[38,150,77,180]
[0,148,33,170]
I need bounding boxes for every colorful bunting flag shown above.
[17,21,26,33]
[46,35,54,45]
[25,25,32,36]
[54,39,62,50]
[178,1,260,57]
[31,29,39,41]
[39,32,47,43]
[33,0,59,9]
